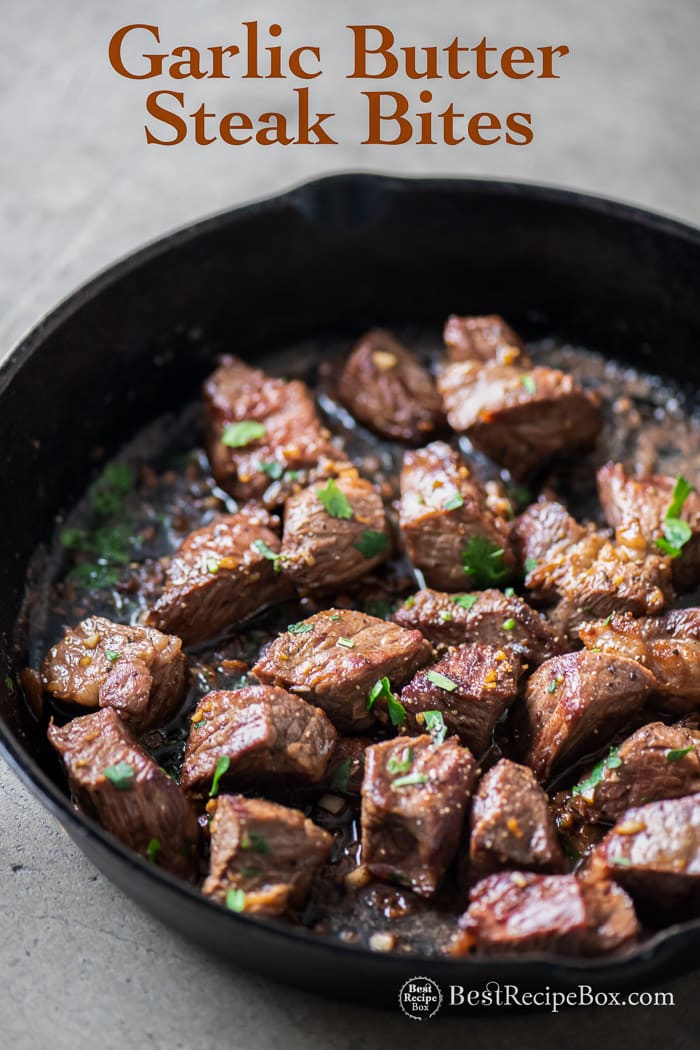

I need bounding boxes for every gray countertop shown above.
[1,1,699,1046]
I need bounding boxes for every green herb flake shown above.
[146,838,161,863]
[423,709,448,745]
[105,649,121,664]
[354,529,390,558]
[367,676,393,711]
[502,618,516,631]
[452,593,479,610]
[60,527,89,550]
[89,463,134,518]
[438,609,452,623]
[667,475,693,519]
[520,374,537,395]
[387,693,407,727]
[524,556,539,573]
[4,675,15,694]
[329,757,352,793]
[103,762,135,791]
[444,492,464,511]
[609,856,632,867]
[259,460,284,480]
[221,421,267,448]
[242,831,270,854]
[206,558,221,574]
[392,772,429,790]
[666,746,694,762]
[546,676,562,694]
[225,887,246,912]
[288,620,314,635]
[70,563,121,591]
[337,637,355,649]
[210,755,231,798]
[504,587,515,598]
[316,478,353,520]
[572,747,622,802]
[656,476,695,558]
[426,669,458,692]
[404,595,415,608]
[461,536,510,586]
[251,538,282,571]
[387,747,414,776]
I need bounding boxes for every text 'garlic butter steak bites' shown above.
[335,329,444,443]
[203,355,348,505]
[180,686,337,794]
[48,707,198,878]
[253,609,432,732]
[41,616,186,734]
[203,794,333,917]
[148,507,294,646]
[399,441,515,591]
[279,473,391,592]
[361,734,476,896]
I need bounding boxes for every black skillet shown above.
[1,174,700,1006]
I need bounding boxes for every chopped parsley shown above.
[366,676,393,711]
[666,746,694,762]
[146,838,161,863]
[316,478,353,520]
[225,888,246,912]
[502,618,516,631]
[444,492,464,511]
[103,762,135,791]
[241,831,270,854]
[608,856,632,867]
[404,595,415,608]
[354,529,390,558]
[105,649,121,664]
[423,710,448,745]
[337,637,355,649]
[572,747,622,802]
[452,593,479,610]
[387,693,407,727]
[520,374,537,395]
[504,587,515,598]
[4,675,14,694]
[89,463,134,517]
[387,747,414,775]
[426,669,458,692]
[438,609,452,623]
[221,421,267,448]
[524,556,539,573]
[209,755,231,798]
[656,475,694,558]
[392,772,429,790]
[259,460,284,480]
[329,757,352,793]
[60,462,136,591]
[251,538,282,571]
[547,676,562,694]
[287,620,313,635]
[206,558,221,574]
[667,475,693,519]
[461,536,510,586]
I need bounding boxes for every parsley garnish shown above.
[89,463,134,517]
[504,587,515,597]
[105,649,121,664]
[426,669,458,692]
[354,530,390,558]
[547,676,562,694]
[251,538,282,571]
[387,747,414,775]
[438,609,452,622]
[4,675,14,694]
[210,755,230,797]
[609,856,632,867]
[656,475,694,558]
[572,747,622,802]
[387,694,407,727]
[221,421,266,448]
[288,620,313,634]
[226,888,246,911]
[206,558,221,574]
[423,710,448,745]
[367,676,393,711]
[393,772,429,789]
[241,831,270,854]
[337,637,355,648]
[667,475,693,518]
[452,593,479,610]
[461,536,510,586]
[520,374,537,395]
[667,746,694,762]
[146,838,160,863]
[259,461,284,480]
[444,492,464,511]
[524,556,539,573]
[103,762,135,791]
[404,595,415,608]
[502,618,516,630]
[316,478,353,520]
[329,757,352,792]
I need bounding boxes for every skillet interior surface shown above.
[1,174,700,1004]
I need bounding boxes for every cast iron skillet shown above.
[2,174,700,1006]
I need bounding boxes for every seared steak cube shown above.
[336,329,444,443]
[598,463,700,590]
[252,608,432,732]
[280,473,391,592]
[399,442,514,591]
[579,609,700,707]
[148,507,294,646]
[324,736,369,795]
[438,361,602,479]
[41,616,186,733]
[47,707,198,877]
[468,759,564,878]
[591,795,700,918]
[361,734,476,896]
[400,644,522,756]
[443,314,528,365]
[452,871,638,955]
[203,794,333,916]
[180,686,337,794]
[570,721,700,824]
[203,355,347,504]
[523,651,656,781]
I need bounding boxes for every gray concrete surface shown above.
[1,0,699,1046]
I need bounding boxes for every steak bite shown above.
[399,442,515,592]
[180,686,337,794]
[590,795,700,918]
[203,794,333,916]
[523,651,656,782]
[597,463,700,590]
[437,361,602,479]
[279,473,391,592]
[323,736,369,795]
[400,644,522,756]
[443,314,529,366]
[579,609,700,706]
[570,722,700,825]
[335,329,444,443]
[41,616,186,734]
[361,734,476,896]
[47,707,198,878]
[452,871,639,956]
[203,355,347,504]
[252,608,432,732]
[148,507,295,646]
[468,759,565,878]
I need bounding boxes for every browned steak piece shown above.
[399,442,514,591]
[468,759,564,878]
[597,463,700,590]
[523,651,656,782]
[252,609,432,732]
[570,722,700,824]
[280,473,391,592]
[443,314,529,365]
[452,871,638,955]
[589,795,700,919]
[203,794,333,916]
[47,707,198,877]
[513,498,586,569]
[335,329,444,443]
[41,616,186,733]
[203,355,348,504]
[438,361,602,479]
[393,587,565,664]
[361,734,476,896]
[180,686,337,794]
[579,609,700,707]
[148,507,295,646]
[400,644,522,756]
[323,736,369,795]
